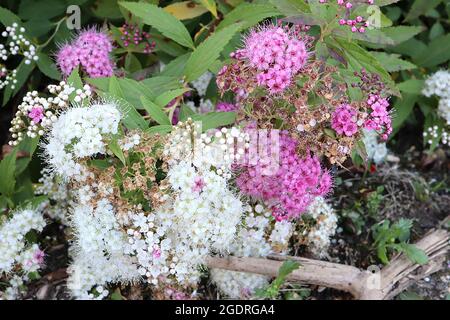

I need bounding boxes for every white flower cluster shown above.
[0,23,37,90]
[119,132,141,151]
[0,44,7,60]
[211,203,295,299]
[423,70,450,99]
[8,82,92,146]
[210,269,268,299]
[304,197,338,258]
[438,98,450,126]
[362,129,388,164]
[164,119,249,178]
[423,70,450,126]
[35,168,73,224]
[0,208,46,274]
[269,220,293,249]
[423,125,450,148]
[229,206,272,257]
[0,275,25,300]
[44,103,120,180]
[1,23,38,64]
[190,72,213,96]
[67,199,139,299]
[0,66,16,90]
[126,160,244,286]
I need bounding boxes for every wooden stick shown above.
[207,228,449,300]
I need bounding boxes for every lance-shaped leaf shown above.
[184,23,242,82]
[119,2,194,49]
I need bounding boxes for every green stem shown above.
[38,17,67,49]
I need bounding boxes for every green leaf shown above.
[141,96,171,125]
[146,124,173,135]
[369,52,417,72]
[429,22,445,40]
[398,291,424,300]
[119,2,194,49]
[0,149,17,197]
[184,23,242,82]
[0,7,21,26]
[36,52,61,80]
[343,29,394,46]
[191,111,236,131]
[15,137,39,176]
[110,290,123,300]
[400,243,429,265]
[256,260,300,299]
[164,1,208,20]
[414,34,450,68]
[374,26,425,46]
[198,0,218,18]
[179,104,196,121]
[108,137,126,166]
[19,0,66,20]
[377,244,389,264]
[397,79,424,94]
[393,218,413,242]
[3,60,35,106]
[405,0,442,21]
[391,94,417,132]
[159,53,191,77]
[24,195,49,209]
[23,18,53,38]
[124,53,142,73]
[390,38,427,59]
[330,37,398,96]
[269,0,309,16]
[107,76,149,130]
[142,76,183,98]
[151,31,188,57]
[155,88,190,108]
[377,0,401,6]
[67,67,83,90]
[92,0,123,19]
[89,77,156,109]
[88,159,113,170]
[217,3,280,31]
[277,260,300,279]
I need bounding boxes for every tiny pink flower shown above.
[29,106,44,123]
[192,176,206,193]
[152,246,161,259]
[32,249,45,265]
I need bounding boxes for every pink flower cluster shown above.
[364,94,392,140]
[320,1,373,33]
[339,16,369,33]
[56,29,114,78]
[331,104,359,137]
[216,102,239,112]
[236,132,332,221]
[233,25,308,94]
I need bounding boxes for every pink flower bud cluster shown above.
[231,24,308,94]
[56,29,114,78]
[364,94,392,140]
[120,22,155,54]
[331,104,359,137]
[236,131,332,221]
[321,1,373,33]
